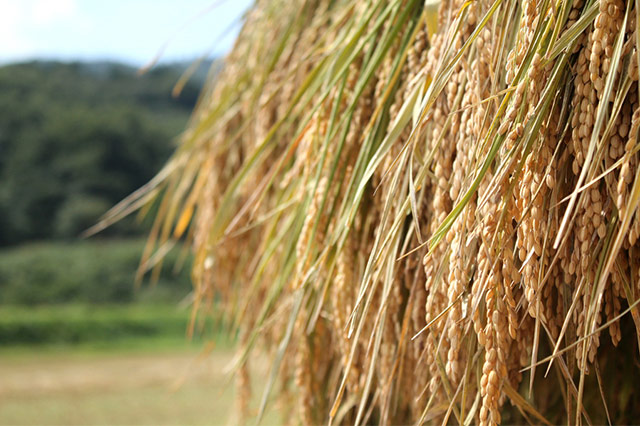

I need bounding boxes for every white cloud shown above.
[0,0,90,62]
[32,0,78,26]
[0,0,35,59]
[0,0,247,64]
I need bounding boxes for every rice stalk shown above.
[101,0,640,423]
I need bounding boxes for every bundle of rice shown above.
[102,0,640,423]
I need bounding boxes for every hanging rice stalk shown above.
[97,0,640,423]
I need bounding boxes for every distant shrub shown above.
[0,238,192,305]
[0,304,204,345]
[54,195,113,238]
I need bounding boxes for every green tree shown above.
[0,60,210,245]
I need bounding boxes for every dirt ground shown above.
[0,348,276,425]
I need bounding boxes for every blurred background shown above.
[0,1,261,424]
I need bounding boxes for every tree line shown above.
[0,60,211,245]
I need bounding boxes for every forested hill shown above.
[0,60,214,245]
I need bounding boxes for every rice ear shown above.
[104,0,640,423]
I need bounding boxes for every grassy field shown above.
[0,304,276,425]
[0,345,277,425]
[0,238,278,424]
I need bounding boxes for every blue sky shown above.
[0,0,253,65]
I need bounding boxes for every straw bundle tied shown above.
[98,0,640,423]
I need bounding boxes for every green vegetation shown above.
[0,304,197,347]
[0,238,232,347]
[0,238,191,305]
[0,60,210,245]
[0,59,217,344]
[0,59,245,425]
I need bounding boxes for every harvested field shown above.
[0,348,274,425]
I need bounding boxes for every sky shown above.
[0,0,254,66]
